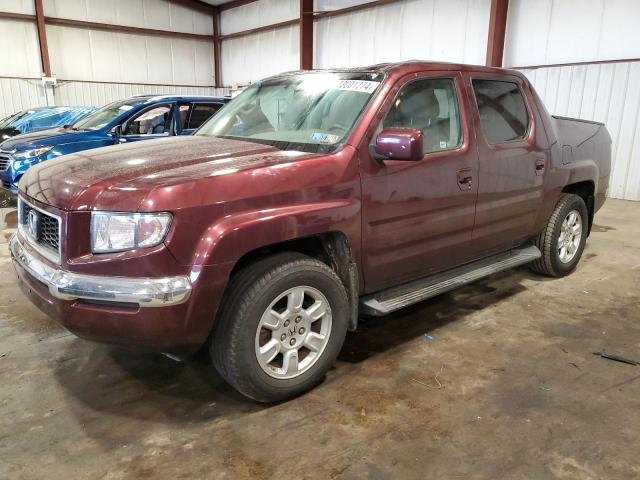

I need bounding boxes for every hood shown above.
[0,127,90,151]
[21,136,317,211]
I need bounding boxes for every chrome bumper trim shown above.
[10,234,191,307]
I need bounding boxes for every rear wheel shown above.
[530,193,588,277]
[211,252,348,402]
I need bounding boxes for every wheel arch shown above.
[562,179,595,234]
[227,232,361,332]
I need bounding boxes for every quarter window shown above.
[381,78,462,154]
[472,80,529,143]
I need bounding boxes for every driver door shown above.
[118,103,175,144]
[360,72,479,292]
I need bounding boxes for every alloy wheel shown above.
[254,286,332,379]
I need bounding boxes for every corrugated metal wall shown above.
[218,0,490,85]
[314,0,490,69]
[520,62,640,201]
[43,0,215,86]
[0,78,230,119]
[53,81,223,108]
[0,78,49,119]
[506,0,640,201]
[0,0,220,119]
[220,0,299,85]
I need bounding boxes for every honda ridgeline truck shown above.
[10,62,611,402]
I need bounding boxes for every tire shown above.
[530,193,588,277]
[211,252,349,402]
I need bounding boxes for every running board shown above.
[360,245,541,316]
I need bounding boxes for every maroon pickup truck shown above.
[10,61,610,402]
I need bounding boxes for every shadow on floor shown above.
[50,266,539,429]
[53,342,266,425]
[339,267,534,363]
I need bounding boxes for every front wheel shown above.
[211,252,349,402]
[530,193,588,277]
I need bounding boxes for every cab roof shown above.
[272,60,523,80]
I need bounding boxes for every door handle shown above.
[457,169,473,190]
[535,157,546,175]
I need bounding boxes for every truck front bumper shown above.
[10,234,192,307]
[10,233,233,356]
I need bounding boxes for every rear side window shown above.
[472,79,529,143]
[187,104,221,129]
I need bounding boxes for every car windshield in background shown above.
[196,72,384,153]
[72,99,142,131]
[0,111,29,129]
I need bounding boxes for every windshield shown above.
[195,72,384,153]
[0,110,29,129]
[72,99,143,131]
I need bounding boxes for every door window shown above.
[178,105,190,130]
[179,104,222,131]
[381,77,462,154]
[472,80,529,143]
[187,104,221,129]
[124,105,172,135]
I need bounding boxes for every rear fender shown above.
[564,159,599,193]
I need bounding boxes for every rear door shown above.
[360,71,479,292]
[178,102,224,135]
[466,74,547,256]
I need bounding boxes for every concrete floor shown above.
[1,199,639,480]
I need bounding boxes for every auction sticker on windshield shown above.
[336,80,380,93]
[311,132,341,144]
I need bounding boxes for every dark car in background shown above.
[0,106,96,140]
[0,95,230,195]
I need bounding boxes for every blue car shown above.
[0,95,229,195]
[0,106,96,140]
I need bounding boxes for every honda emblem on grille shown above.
[27,210,40,240]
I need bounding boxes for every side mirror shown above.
[111,125,123,137]
[374,128,424,161]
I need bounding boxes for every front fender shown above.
[190,199,362,267]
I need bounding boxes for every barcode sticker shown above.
[336,80,380,94]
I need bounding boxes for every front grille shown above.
[18,197,61,263]
[2,180,11,189]
[0,153,11,172]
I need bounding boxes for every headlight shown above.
[91,212,172,253]
[13,146,54,159]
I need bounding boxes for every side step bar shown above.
[360,245,541,316]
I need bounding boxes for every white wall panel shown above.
[315,0,372,11]
[0,19,42,78]
[221,0,298,35]
[0,78,49,119]
[2,0,35,15]
[314,0,490,69]
[53,81,218,109]
[521,62,640,200]
[46,25,215,86]
[221,25,299,85]
[505,0,640,67]
[44,0,213,35]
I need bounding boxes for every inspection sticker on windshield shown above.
[311,132,340,144]
[336,80,380,93]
